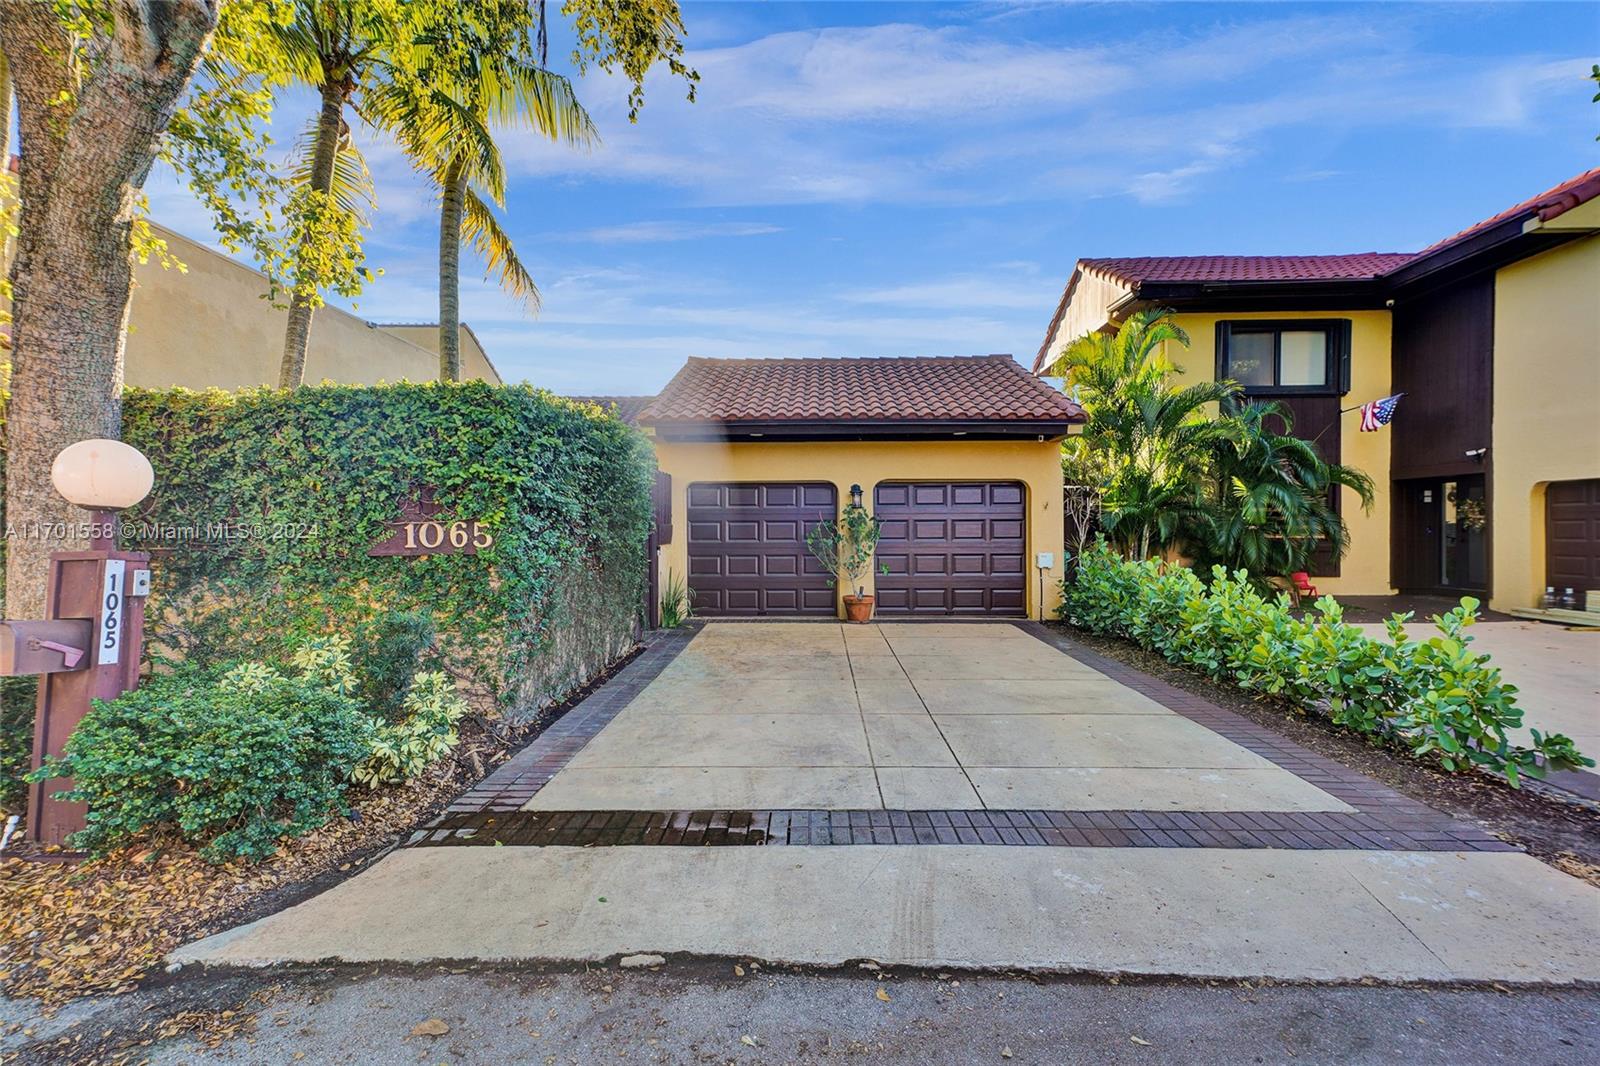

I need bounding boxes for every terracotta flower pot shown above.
[843,595,875,623]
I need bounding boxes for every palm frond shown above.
[462,188,539,312]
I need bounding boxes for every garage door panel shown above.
[688,481,837,617]
[874,481,1026,617]
[1547,478,1600,594]
[951,484,986,506]
[951,519,987,539]
[992,484,1024,506]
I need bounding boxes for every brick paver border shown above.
[407,620,1513,852]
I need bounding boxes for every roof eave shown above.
[643,417,1081,442]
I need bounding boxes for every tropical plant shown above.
[1187,397,1376,581]
[659,569,693,628]
[352,670,470,787]
[374,2,596,380]
[1046,309,1236,560]
[804,501,884,598]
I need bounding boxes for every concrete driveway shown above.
[525,622,1349,814]
[174,621,1600,984]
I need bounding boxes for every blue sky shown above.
[149,1,1600,394]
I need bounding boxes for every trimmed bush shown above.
[33,665,371,862]
[1061,541,1592,785]
[120,381,655,717]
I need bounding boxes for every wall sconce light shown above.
[849,483,863,509]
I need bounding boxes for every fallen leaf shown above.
[875,986,891,1003]
[1131,1036,1151,1046]
[733,964,745,977]
[741,1035,759,1047]
[411,1019,450,1037]
[1001,1048,1013,1059]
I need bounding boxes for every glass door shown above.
[1440,475,1487,591]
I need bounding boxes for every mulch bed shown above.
[1054,624,1600,884]
[0,644,642,1012]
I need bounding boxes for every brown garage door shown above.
[687,482,837,616]
[874,482,1026,616]
[1547,478,1600,597]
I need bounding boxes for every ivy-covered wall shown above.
[119,381,655,717]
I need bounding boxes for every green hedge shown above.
[1061,541,1591,786]
[120,381,655,716]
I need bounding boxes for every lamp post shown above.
[1,440,155,851]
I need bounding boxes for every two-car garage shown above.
[639,354,1085,622]
[685,479,1028,617]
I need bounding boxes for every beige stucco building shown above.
[3,215,501,389]
[1035,168,1600,615]
[121,224,501,388]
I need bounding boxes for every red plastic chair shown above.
[1290,571,1317,603]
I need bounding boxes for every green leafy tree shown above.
[804,501,883,599]
[0,0,233,618]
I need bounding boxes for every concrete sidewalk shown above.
[174,845,1600,984]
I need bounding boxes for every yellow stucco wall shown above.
[652,437,1068,619]
[1157,310,1395,596]
[120,226,501,389]
[1490,233,1600,611]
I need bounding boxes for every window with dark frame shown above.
[1215,320,1352,395]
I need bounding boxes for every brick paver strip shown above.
[407,620,1512,853]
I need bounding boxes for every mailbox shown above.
[0,619,93,676]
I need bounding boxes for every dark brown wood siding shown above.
[1269,396,1342,577]
[1390,276,1494,480]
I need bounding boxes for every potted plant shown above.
[804,492,885,623]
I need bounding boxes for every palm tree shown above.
[1049,309,1236,559]
[269,1,403,389]
[1189,398,1376,580]
[375,4,595,381]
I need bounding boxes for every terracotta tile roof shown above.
[1080,253,1414,286]
[568,395,655,426]
[638,355,1084,426]
[1412,166,1600,258]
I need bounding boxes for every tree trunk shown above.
[0,0,217,620]
[437,157,466,382]
[278,81,346,390]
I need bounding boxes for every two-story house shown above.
[1033,168,1600,615]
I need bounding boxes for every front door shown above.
[1393,474,1487,594]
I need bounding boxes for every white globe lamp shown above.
[51,439,154,550]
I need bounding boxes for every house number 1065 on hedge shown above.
[402,519,493,552]
[369,515,494,557]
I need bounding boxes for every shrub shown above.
[352,670,470,787]
[32,665,371,862]
[1060,540,1592,785]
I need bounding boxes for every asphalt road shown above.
[6,964,1597,1065]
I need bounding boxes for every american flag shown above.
[1358,393,1403,432]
